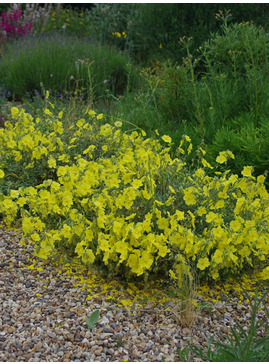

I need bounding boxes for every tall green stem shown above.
[186,44,204,140]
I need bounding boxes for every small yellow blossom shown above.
[114,121,122,127]
[242,166,253,178]
[197,257,210,270]
[162,135,172,143]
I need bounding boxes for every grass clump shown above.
[0,33,139,101]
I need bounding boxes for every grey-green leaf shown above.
[86,309,100,329]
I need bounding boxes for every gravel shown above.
[0,227,268,361]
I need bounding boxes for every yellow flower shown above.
[17,197,27,207]
[157,217,169,231]
[216,152,227,164]
[197,206,207,216]
[113,220,123,236]
[139,251,153,269]
[197,257,210,270]
[214,199,225,209]
[61,224,72,238]
[257,175,266,184]
[230,219,242,232]
[157,244,170,258]
[260,266,269,280]
[48,157,56,168]
[22,217,34,235]
[213,249,223,264]
[175,210,185,220]
[201,158,213,169]
[31,232,40,242]
[206,212,217,223]
[187,143,192,154]
[131,179,143,189]
[162,135,172,143]
[11,107,19,118]
[114,121,122,127]
[82,249,95,265]
[242,166,253,178]
[44,108,53,118]
[76,119,85,128]
[88,109,96,117]
[183,188,196,206]
[0,169,5,178]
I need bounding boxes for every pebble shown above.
[0,228,268,362]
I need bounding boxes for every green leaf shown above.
[86,309,100,329]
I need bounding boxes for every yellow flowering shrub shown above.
[0,103,268,282]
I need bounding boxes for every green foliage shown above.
[200,18,269,125]
[207,113,269,182]
[177,347,194,362]
[86,309,100,329]
[85,3,268,64]
[137,20,269,178]
[0,33,139,101]
[188,286,269,361]
[43,5,92,37]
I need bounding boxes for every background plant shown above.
[85,3,268,64]
[21,3,56,35]
[1,5,32,39]
[0,33,139,101]
[43,4,92,37]
[138,19,269,180]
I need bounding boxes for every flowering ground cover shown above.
[0,101,268,289]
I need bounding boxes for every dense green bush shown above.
[0,33,139,101]
[136,20,269,179]
[207,113,269,181]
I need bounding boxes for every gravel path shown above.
[0,227,268,362]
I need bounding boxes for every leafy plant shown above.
[188,286,269,361]
[86,309,100,329]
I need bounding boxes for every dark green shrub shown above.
[151,20,268,137]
